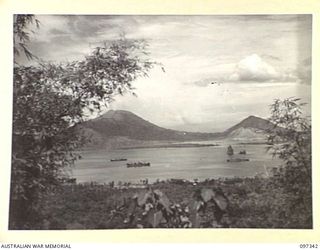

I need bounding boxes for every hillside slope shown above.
[77,110,221,144]
[76,111,272,148]
[224,115,273,134]
[223,115,273,141]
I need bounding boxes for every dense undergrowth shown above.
[22,176,312,230]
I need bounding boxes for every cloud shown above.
[185,52,310,87]
[16,15,311,129]
[227,54,311,84]
[24,16,311,83]
[109,68,311,132]
[229,54,280,82]
[20,15,310,132]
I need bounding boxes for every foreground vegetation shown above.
[19,175,311,230]
[10,15,155,229]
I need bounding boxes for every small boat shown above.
[126,162,151,168]
[110,158,127,162]
[239,150,247,155]
[227,145,234,156]
[227,158,249,162]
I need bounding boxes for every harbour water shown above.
[71,141,282,184]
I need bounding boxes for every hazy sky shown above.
[19,15,312,132]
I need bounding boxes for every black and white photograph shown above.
[10,14,312,230]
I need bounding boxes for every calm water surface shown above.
[72,141,282,184]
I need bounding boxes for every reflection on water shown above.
[72,141,282,184]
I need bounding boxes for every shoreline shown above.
[67,175,268,189]
[118,143,219,150]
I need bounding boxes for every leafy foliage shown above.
[120,186,228,229]
[37,182,230,229]
[267,97,312,228]
[21,174,313,230]
[10,16,155,229]
[42,39,154,112]
[36,176,312,229]
[10,65,86,228]
[14,14,40,61]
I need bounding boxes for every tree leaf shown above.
[152,210,163,227]
[201,188,215,202]
[154,189,171,212]
[137,191,152,206]
[212,193,229,211]
[189,211,201,228]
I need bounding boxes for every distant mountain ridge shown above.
[76,110,272,148]
[224,115,273,134]
[78,110,220,142]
